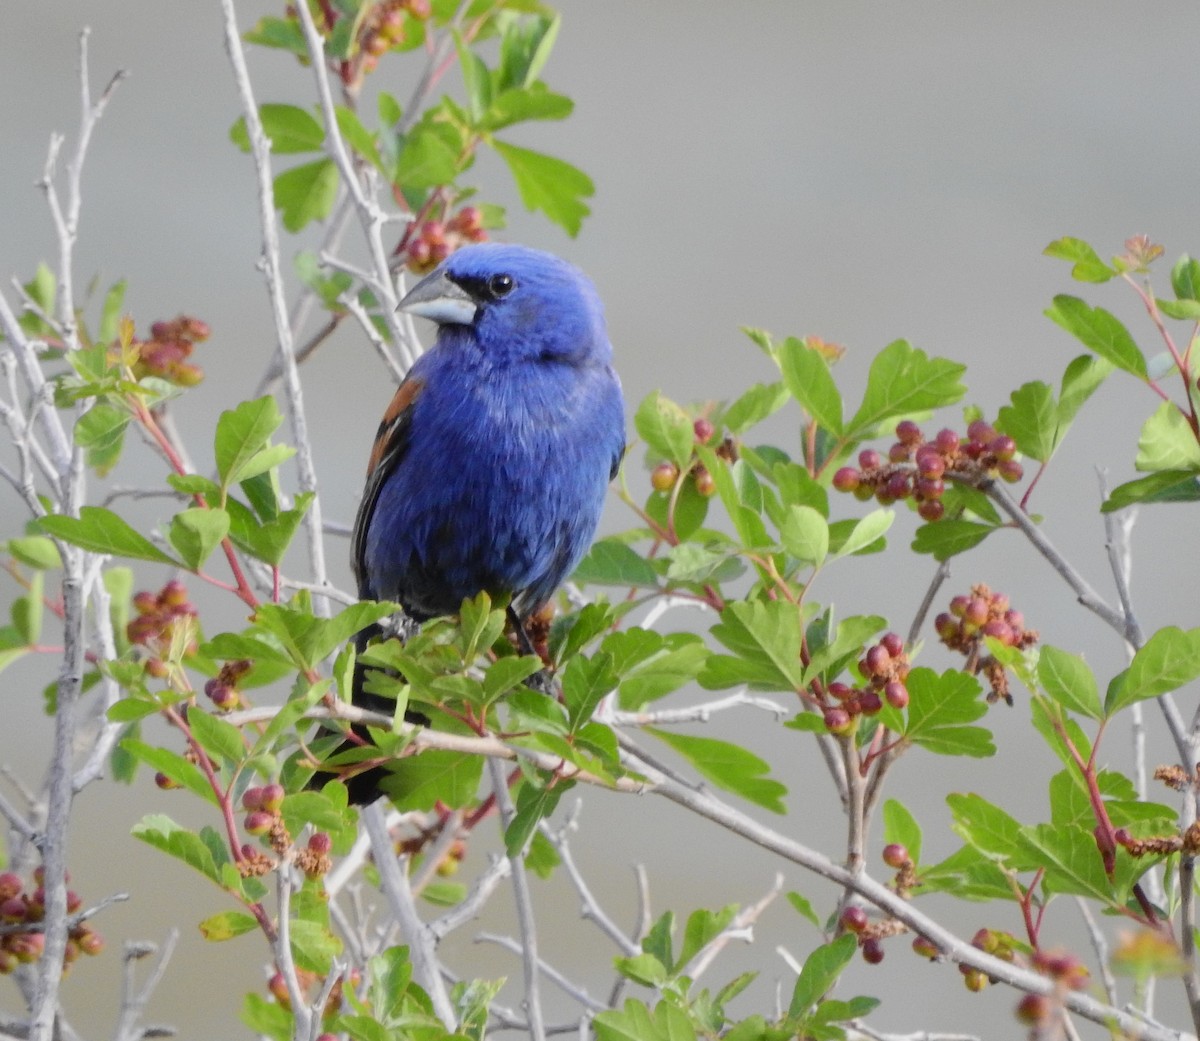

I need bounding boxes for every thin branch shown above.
[682,873,785,981]
[609,691,787,726]
[475,932,607,1014]
[1073,898,1118,1007]
[428,854,511,942]
[112,929,179,1041]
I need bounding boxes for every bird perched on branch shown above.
[316,243,625,803]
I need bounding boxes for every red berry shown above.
[242,787,265,811]
[949,595,970,618]
[884,471,912,500]
[997,459,1024,483]
[827,681,854,702]
[895,420,922,444]
[840,906,869,933]
[1015,993,1051,1024]
[832,467,860,493]
[454,205,483,232]
[888,442,910,463]
[982,619,1014,645]
[917,500,945,522]
[915,477,944,501]
[308,832,333,855]
[244,811,274,836]
[881,632,904,658]
[963,597,989,627]
[132,591,158,615]
[0,897,25,921]
[861,938,885,964]
[967,420,996,444]
[864,644,891,677]
[858,449,882,470]
[0,874,22,902]
[934,428,960,454]
[693,418,715,443]
[884,680,909,710]
[823,707,853,735]
[260,783,285,812]
[882,843,910,869]
[693,468,717,497]
[912,935,939,959]
[914,447,945,477]
[934,612,958,639]
[989,435,1017,461]
[1004,609,1024,631]
[858,690,882,715]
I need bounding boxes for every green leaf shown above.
[846,340,966,440]
[573,538,659,588]
[1106,626,1200,715]
[199,910,259,941]
[677,905,738,970]
[883,799,922,865]
[902,668,995,758]
[7,536,61,570]
[1017,823,1115,902]
[98,278,127,344]
[788,935,856,1019]
[778,505,827,566]
[785,890,821,929]
[12,572,43,646]
[1058,354,1113,427]
[493,141,592,237]
[505,780,566,858]
[776,337,843,434]
[274,158,338,232]
[290,918,342,975]
[1172,254,1200,302]
[480,85,573,132]
[242,15,306,54]
[1043,237,1117,282]
[396,122,460,189]
[722,382,790,435]
[562,653,618,731]
[189,709,246,766]
[606,630,707,710]
[378,750,484,811]
[1045,295,1147,378]
[1038,645,1103,721]
[39,507,178,565]
[454,32,492,122]
[334,106,382,171]
[702,599,805,691]
[646,728,786,813]
[1135,402,1200,473]
[997,381,1056,462]
[254,600,397,672]
[121,740,215,803]
[497,12,560,90]
[168,507,231,571]
[911,518,995,561]
[215,397,285,489]
[1102,470,1200,511]
[635,391,694,470]
[832,508,893,558]
[75,403,128,475]
[227,492,313,567]
[946,792,1031,865]
[132,814,222,884]
[230,103,324,154]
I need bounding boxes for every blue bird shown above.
[321,243,625,802]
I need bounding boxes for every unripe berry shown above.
[650,462,679,493]
[0,950,17,974]
[884,471,912,500]
[884,680,909,710]
[693,468,717,497]
[832,467,860,493]
[0,897,25,921]
[77,930,105,956]
[912,935,939,960]
[880,632,904,658]
[160,579,188,608]
[1015,993,1051,1024]
[914,477,944,501]
[454,205,483,233]
[949,595,970,618]
[208,684,239,710]
[840,906,868,933]
[155,773,178,793]
[963,597,989,627]
[934,428,959,454]
[982,619,1014,645]
[895,419,922,444]
[0,874,22,902]
[989,435,1017,461]
[861,938,885,964]
[66,890,82,914]
[268,972,290,1007]
[963,969,988,992]
[857,449,882,470]
[882,843,910,869]
[914,447,945,478]
[934,612,958,639]
[967,420,996,444]
[853,482,875,502]
[827,681,854,702]
[858,690,882,715]
[888,442,910,463]
[132,591,158,615]
[242,787,265,812]
[997,459,1024,483]
[693,418,715,443]
[1004,609,1025,631]
[11,933,44,963]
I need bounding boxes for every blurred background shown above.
[4,1,1200,1037]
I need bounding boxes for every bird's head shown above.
[398,243,610,366]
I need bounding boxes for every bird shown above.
[313,243,625,803]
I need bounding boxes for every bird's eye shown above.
[487,273,515,299]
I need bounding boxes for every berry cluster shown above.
[127,579,199,678]
[959,927,1018,992]
[934,584,1037,704]
[403,208,488,274]
[354,0,431,70]
[204,658,253,712]
[267,965,349,1020]
[822,632,910,735]
[833,419,1023,521]
[0,870,103,975]
[120,316,209,388]
[649,417,735,500]
[838,842,921,965]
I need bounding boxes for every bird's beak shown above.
[397,268,477,325]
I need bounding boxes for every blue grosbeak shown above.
[319,243,625,803]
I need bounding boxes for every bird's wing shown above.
[350,375,424,599]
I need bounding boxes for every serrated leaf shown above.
[132,814,222,883]
[493,140,592,237]
[722,382,790,435]
[902,668,995,758]
[377,750,484,811]
[573,538,659,588]
[1135,402,1200,473]
[39,507,178,565]
[703,599,805,691]
[215,397,285,489]
[946,792,1031,864]
[189,709,246,766]
[274,158,338,232]
[396,121,460,189]
[1106,626,1200,715]
[1038,645,1103,721]
[997,381,1056,462]
[647,728,786,813]
[1045,295,1147,378]
[846,340,966,440]
[243,15,306,54]
[911,518,995,561]
[635,391,694,470]
[1017,823,1114,902]
[776,337,843,434]
[1043,237,1117,282]
[480,85,573,132]
[505,780,566,858]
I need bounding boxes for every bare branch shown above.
[112,929,179,1041]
